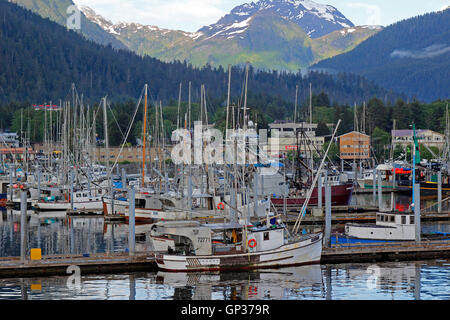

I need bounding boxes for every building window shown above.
[401,216,406,225]
[410,216,414,224]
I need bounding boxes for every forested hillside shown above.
[313,9,450,102]
[0,0,399,108]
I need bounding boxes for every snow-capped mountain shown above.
[77,2,378,71]
[79,5,196,38]
[199,0,355,39]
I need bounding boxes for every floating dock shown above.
[322,240,450,264]
[0,253,156,279]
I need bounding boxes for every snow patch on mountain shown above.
[80,5,199,40]
[200,0,355,39]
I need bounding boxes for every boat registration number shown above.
[199,259,220,266]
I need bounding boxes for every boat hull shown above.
[0,193,6,207]
[102,197,202,221]
[357,179,395,190]
[345,223,415,241]
[36,200,103,211]
[271,183,353,207]
[155,233,323,272]
[397,181,450,196]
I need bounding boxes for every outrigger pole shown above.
[293,119,342,234]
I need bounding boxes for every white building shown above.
[392,129,445,150]
[266,121,326,158]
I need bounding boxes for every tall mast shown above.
[103,97,110,183]
[309,82,312,127]
[243,62,249,131]
[177,82,182,131]
[294,84,299,124]
[142,84,148,188]
[226,65,231,133]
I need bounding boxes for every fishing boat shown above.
[151,219,323,272]
[35,189,105,211]
[356,164,396,190]
[103,191,270,222]
[271,183,353,207]
[397,179,450,196]
[344,211,416,241]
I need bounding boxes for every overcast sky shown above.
[73,0,450,32]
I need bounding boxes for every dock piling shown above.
[9,167,13,201]
[324,184,331,248]
[122,168,126,191]
[20,190,27,264]
[373,168,376,206]
[318,171,322,209]
[378,171,382,210]
[438,170,442,213]
[37,165,41,202]
[128,186,135,256]
[414,183,421,243]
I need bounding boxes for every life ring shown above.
[248,238,257,248]
[217,202,225,210]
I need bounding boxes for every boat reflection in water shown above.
[154,264,324,300]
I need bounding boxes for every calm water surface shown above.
[0,261,448,300]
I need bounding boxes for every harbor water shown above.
[0,261,448,300]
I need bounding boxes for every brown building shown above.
[95,146,171,163]
[338,131,371,160]
[32,143,171,164]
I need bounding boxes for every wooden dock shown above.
[322,240,450,264]
[0,239,449,279]
[283,211,450,225]
[0,253,157,279]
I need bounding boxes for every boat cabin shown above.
[150,218,287,257]
[375,211,415,227]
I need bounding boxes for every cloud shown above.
[391,44,450,59]
[346,2,381,25]
[73,0,236,31]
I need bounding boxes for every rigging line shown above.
[106,101,126,140]
[108,86,145,174]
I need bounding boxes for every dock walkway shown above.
[322,239,450,264]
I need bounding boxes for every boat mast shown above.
[142,84,148,189]
[225,65,231,201]
[102,96,110,190]
[309,82,312,128]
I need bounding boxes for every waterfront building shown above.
[392,129,445,150]
[338,131,371,160]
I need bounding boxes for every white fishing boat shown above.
[344,211,416,241]
[103,191,270,222]
[35,190,105,211]
[356,164,395,189]
[102,193,207,221]
[151,219,323,272]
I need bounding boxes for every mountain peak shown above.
[210,0,354,38]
